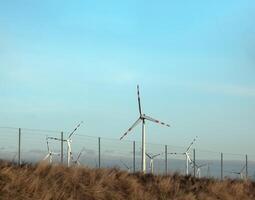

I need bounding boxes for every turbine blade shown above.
[47,136,63,141]
[77,149,84,161]
[120,160,129,170]
[185,136,198,152]
[198,164,207,168]
[143,115,170,127]
[145,152,152,159]
[168,152,182,155]
[68,121,83,139]
[187,155,195,166]
[120,118,141,140]
[43,154,49,160]
[137,85,142,116]
[225,170,238,175]
[152,153,161,159]
[240,165,246,173]
[51,152,60,157]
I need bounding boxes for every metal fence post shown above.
[61,132,63,164]
[246,154,248,179]
[165,145,168,175]
[193,148,196,177]
[221,153,223,180]
[18,128,21,166]
[133,141,135,173]
[98,137,101,168]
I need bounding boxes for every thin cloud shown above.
[192,83,255,97]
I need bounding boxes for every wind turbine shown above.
[43,137,60,164]
[47,121,83,167]
[195,163,211,178]
[168,136,198,175]
[120,160,131,172]
[145,152,161,174]
[73,148,85,166]
[120,85,170,173]
[225,165,246,179]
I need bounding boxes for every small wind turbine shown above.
[43,137,60,164]
[168,136,198,175]
[73,148,85,166]
[120,85,170,173]
[225,165,246,179]
[47,121,83,167]
[145,152,161,174]
[120,160,131,172]
[195,163,210,178]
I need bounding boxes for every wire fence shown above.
[0,127,254,180]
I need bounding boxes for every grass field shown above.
[0,160,255,200]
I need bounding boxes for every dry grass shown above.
[0,160,255,200]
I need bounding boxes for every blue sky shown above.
[0,0,255,155]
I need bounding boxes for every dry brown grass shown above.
[0,160,255,200]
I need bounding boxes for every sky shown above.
[0,0,255,155]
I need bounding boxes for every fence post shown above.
[221,153,223,180]
[246,154,248,179]
[18,128,21,166]
[133,141,135,173]
[165,145,168,175]
[61,132,63,164]
[98,137,101,169]
[193,148,196,177]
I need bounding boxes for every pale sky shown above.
[0,0,255,155]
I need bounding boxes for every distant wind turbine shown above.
[73,148,85,166]
[145,152,161,174]
[168,136,198,175]
[195,163,212,178]
[47,121,83,167]
[43,137,60,164]
[225,165,246,179]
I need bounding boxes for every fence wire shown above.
[0,127,254,180]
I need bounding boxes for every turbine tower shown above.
[120,85,170,173]
[169,136,198,175]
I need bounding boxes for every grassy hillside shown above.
[0,161,255,200]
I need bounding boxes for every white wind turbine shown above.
[225,165,246,179]
[195,163,210,178]
[43,137,60,164]
[168,136,198,175]
[120,160,131,172]
[145,152,162,174]
[120,85,170,173]
[47,121,83,167]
